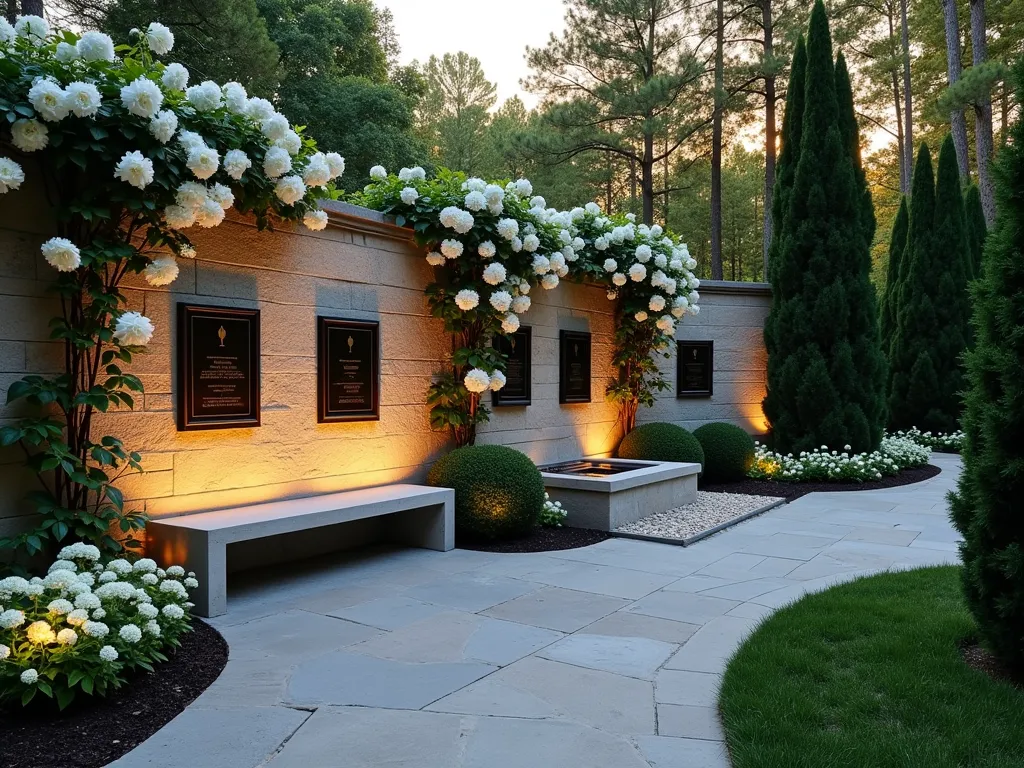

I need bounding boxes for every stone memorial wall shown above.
[0,184,770,534]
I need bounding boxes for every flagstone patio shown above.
[111,453,961,768]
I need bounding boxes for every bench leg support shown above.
[148,523,228,618]
[391,500,454,552]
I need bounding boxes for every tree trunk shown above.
[941,0,971,179]
[887,8,909,194]
[899,0,914,191]
[641,131,654,225]
[21,0,43,17]
[762,0,775,275]
[970,0,996,226]
[710,0,724,280]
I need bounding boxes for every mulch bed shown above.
[0,619,228,768]
[960,639,1023,690]
[700,464,943,502]
[458,526,610,553]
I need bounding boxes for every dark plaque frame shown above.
[559,330,592,404]
[317,317,380,423]
[492,326,532,407]
[676,340,714,398]
[177,303,261,431]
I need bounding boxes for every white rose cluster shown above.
[0,546,196,701]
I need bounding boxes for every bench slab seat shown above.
[147,484,454,617]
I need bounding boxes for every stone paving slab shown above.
[115,453,964,768]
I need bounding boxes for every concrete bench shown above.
[146,484,454,617]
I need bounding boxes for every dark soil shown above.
[701,464,942,501]
[459,526,610,553]
[960,639,1024,690]
[0,619,228,768]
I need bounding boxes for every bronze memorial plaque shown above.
[559,329,592,404]
[177,303,261,431]
[676,340,713,398]
[492,326,532,407]
[317,317,380,422]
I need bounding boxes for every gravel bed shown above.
[615,491,784,541]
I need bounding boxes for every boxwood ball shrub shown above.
[617,423,705,468]
[427,445,545,540]
[693,423,756,482]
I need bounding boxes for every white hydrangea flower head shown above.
[496,219,519,241]
[634,310,648,322]
[148,110,178,144]
[399,186,419,205]
[259,146,291,180]
[603,258,617,273]
[183,577,199,589]
[529,195,546,209]
[549,253,567,273]
[275,175,306,206]
[629,263,647,282]
[649,295,666,312]
[477,241,497,259]
[28,79,69,122]
[26,620,56,644]
[74,592,100,610]
[585,202,601,215]
[463,368,491,393]
[369,165,387,180]
[261,113,290,142]
[161,62,189,91]
[138,603,159,619]
[606,290,618,301]
[244,97,274,121]
[162,603,185,620]
[58,542,101,562]
[304,209,328,231]
[635,244,652,263]
[0,609,25,629]
[483,262,507,286]
[222,81,247,113]
[611,273,627,287]
[108,559,133,575]
[41,237,81,272]
[489,370,507,391]
[47,599,74,615]
[325,153,346,179]
[113,311,155,346]
[74,30,115,62]
[140,573,159,586]
[145,620,162,637]
[194,197,226,228]
[15,15,48,42]
[656,315,675,334]
[0,644,9,661]
[514,178,533,197]
[531,254,550,275]
[594,236,609,251]
[144,255,178,287]
[118,624,143,644]
[48,560,77,574]
[425,252,446,266]
[222,149,251,180]
[167,566,185,578]
[501,313,520,334]
[21,668,39,685]
[209,183,234,210]
[510,295,531,314]
[146,22,174,55]
[185,80,223,112]
[11,118,48,152]
[99,645,119,662]
[54,40,79,62]
[57,628,78,646]
[275,129,302,156]
[454,289,479,311]
[654,253,668,269]
[115,150,155,190]
[120,77,163,119]
[489,290,512,312]
[440,239,463,259]
[64,82,102,118]
[510,236,523,252]
[164,205,195,230]
[522,234,540,253]
[541,273,559,290]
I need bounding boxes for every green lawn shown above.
[720,566,1024,768]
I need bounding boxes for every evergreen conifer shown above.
[949,61,1024,673]
[888,137,970,432]
[964,184,987,279]
[762,0,887,454]
[835,52,876,252]
[880,197,909,365]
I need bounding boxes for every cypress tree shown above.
[964,183,987,279]
[888,136,970,433]
[835,52,876,252]
[769,34,807,256]
[949,60,1024,673]
[762,0,887,454]
[879,196,909,362]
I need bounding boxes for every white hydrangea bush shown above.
[354,169,574,446]
[0,20,343,559]
[0,544,196,709]
[891,427,964,453]
[748,435,930,482]
[538,493,568,528]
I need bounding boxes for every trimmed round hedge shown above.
[617,422,705,468]
[427,445,545,540]
[693,422,756,483]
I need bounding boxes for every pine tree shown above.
[762,0,887,454]
[880,196,909,362]
[888,137,971,433]
[964,184,987,279]
[835,52,876,253]
[949,61,1024,673]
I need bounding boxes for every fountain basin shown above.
[539,458,700,531]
